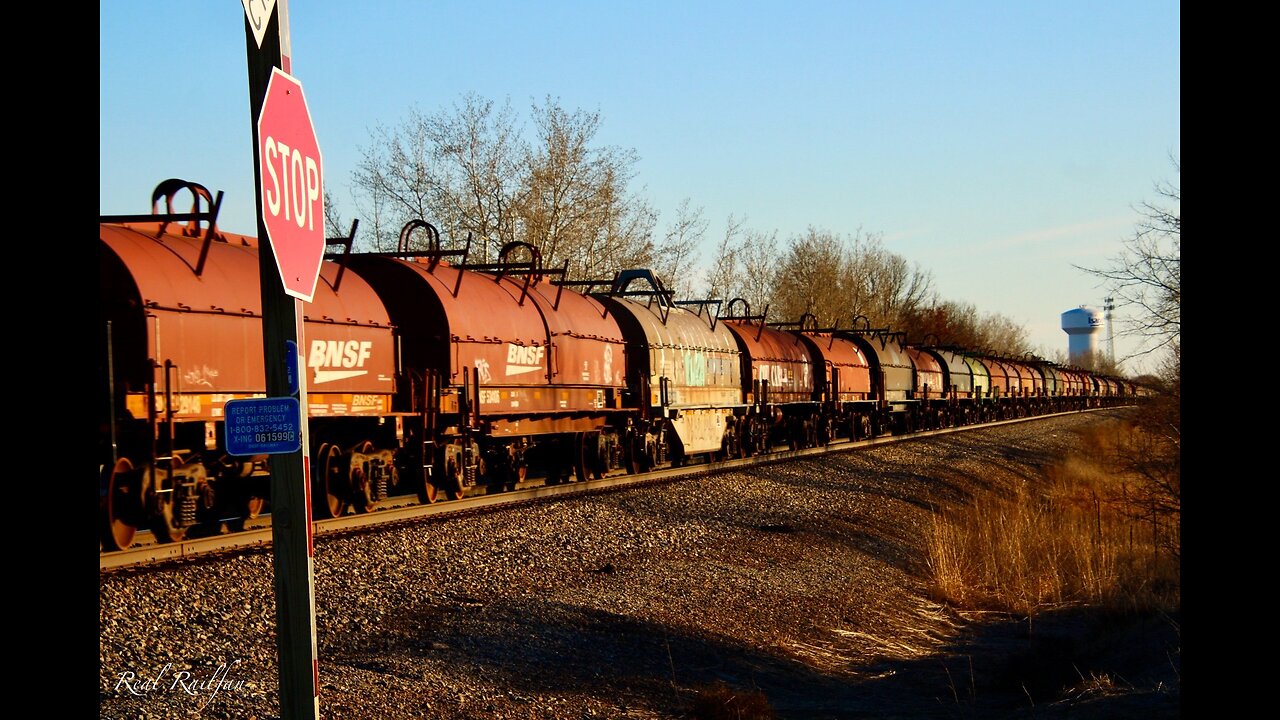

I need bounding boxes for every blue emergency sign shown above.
[225,397,302,455]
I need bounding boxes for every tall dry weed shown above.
[926,418,1179,617]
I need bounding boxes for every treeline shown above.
[331,93,1030,356]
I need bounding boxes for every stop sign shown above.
[257,67,324,302]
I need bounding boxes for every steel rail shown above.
[100,407,1125,572]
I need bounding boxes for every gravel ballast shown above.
[100,410,1172,718]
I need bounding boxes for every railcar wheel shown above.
[350,441,377,514]
[150,466,191,544]
[216,460,265,532]
[545,437,570,484]
[101,458,140,551]
[443,458,465,501]
[246,495,266,518]
[573,432,602,482]
[420,474,439,504]
[314,443,346,519]
[235,461,267,518]
[624,433,644,474]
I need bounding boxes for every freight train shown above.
[99,179,1140,550]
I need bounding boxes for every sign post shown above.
[242,1,321,717]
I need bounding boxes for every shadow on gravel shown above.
[332,596,1179,719]
[336,596,934,718]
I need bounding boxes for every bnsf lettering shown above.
[309,340,373,369]
[506,345,545,365]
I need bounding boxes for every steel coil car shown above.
[340,226,632,497]
[719,301,821,453]
[98,179,1143,549]
[837,318,917,434]
[590,270,743,468]
[911,345,979,426]
[792,316,878,442]
[99,180,402,549]
[903,344,947,429]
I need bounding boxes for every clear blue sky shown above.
[100,1,1179,374]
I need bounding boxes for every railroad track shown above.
[100,408,1117,572]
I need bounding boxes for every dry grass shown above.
[926,418,1180,617]
[689,681,775,720]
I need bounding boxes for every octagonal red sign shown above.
[257,67,324,302]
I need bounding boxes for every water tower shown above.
[1061,306,1105,364]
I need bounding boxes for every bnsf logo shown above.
[309,340,373,384]
[506,344,545,376]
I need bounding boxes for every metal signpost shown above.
[241,1,321,717]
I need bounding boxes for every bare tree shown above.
[651,198,706,298]
[351,106,446,252]
[701,214,745,302]
[972,312,1031,357]
[733,227,781,319]
[771,227,851,326]
[323,188,346,240]
[845,231,936,330]
[898,299,1030,356]
[323,185,371,250]
[423,94,525,261]
[898,300,980,347]
[1080,159,1180,366]
[349,94,655,272]
[706,223,940,331]
[518,97,655,279]
[350,95,524,258]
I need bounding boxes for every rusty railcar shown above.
[719,302,821,453]
[99,180,402,548]
[976,355,1016,418]
[998,356,1044,417]
[340,227,631,497]
[915,345,982,426]
[1038,361,1063,403]
[905,345,956,429]
[788,317,878,442]
[960,354,994,421]
[1056,366,1090,410]
[835,319,918,434]
[585,271,744,467]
